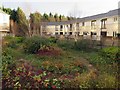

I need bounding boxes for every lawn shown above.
[2,36,119,89]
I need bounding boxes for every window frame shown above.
[101,18,107,29]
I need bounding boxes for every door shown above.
[101,31,107,37]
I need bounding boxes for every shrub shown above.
[57,40,74,50]
[48,37,58,43]
[23,36,49,54]
[3,36,25,48]
[75,39,92,51]
[100,47,120,63]
[96,73,117,88]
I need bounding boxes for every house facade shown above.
[41,9,120,40]
[0,10,10,37]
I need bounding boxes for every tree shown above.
[1,6,12,15]
[67,16,71,20]
[10,9,17,22]
[54,13,59,22]
[48,12,55,22]
[16,7,29,37]
[42,13,49,21]
[49,12,53,17]
[30,12,42,36]
[61,15,67,21]
[59,15,62,21]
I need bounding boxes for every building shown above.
[41,9,120,40]
[0,10,10,37]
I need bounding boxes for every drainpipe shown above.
[100,28,103,49]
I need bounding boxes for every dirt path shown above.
[79,57,99,76]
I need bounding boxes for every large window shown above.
[82,22,85,26]
[101,19,107,29]
[113,31,117,37]
[55,25,58,31]
[91,32,97,36]
[69,32,72,35]
[60,25,63,31]
[76,23,79,27]
[114,17,117,22]
[55,32,58,35]
[91,20,96,29]
[70,24,72,31]
[76,23,79,30]
[60,32,63,35]
[83,32,88,35]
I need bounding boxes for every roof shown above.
[77,9,119,22]
[42,9,119,26]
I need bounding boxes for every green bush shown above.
[100,47,120,63]
[96,73,117,88]
[75,39,92,51]
[3,36,25,48]
[48,37,58,43]
[23,36,49,54]
[57,40,74,50]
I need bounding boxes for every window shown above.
[55,32,58,35]
[91,20,96,29]
[82,22,85,26]
[83,32,88,35]
[76,23,79,30]
[76,23,79,27]
[91,32,97,35]
[101,31,107,37]
[3,16,8,22]
[113,31,117,37]
[70,24,72,31]
[101,19,107,29]
[114,17,117,22]
[55,25,58,31]
[60,32,63,35]
[60,25,63,31]
[65,32,67,34]
[69,32,72,35]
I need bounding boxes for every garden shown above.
[2,36,120,89]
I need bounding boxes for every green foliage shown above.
[54,13,59,22]
[30,12,42,24]
[42,13,49,21]
[23,36,49,54]
[1,6,12,15]
[75,39,92,51]
[96,74,117,88]
[2,36,119,89]
[4,36,25,48]
[16,7,29,37]
[100,47,120,63]
[48,37,58,44]
[10,9,17,21]
[57,40,74,50]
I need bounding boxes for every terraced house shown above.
[0,10,10,37]
[41,9,120,40]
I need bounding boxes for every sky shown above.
[0,0,120,18]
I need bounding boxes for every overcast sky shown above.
[0,0,120,18]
